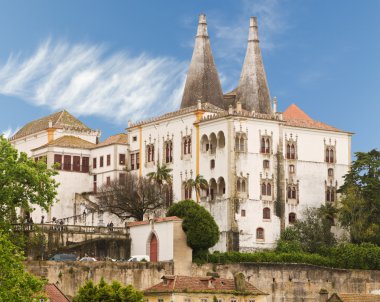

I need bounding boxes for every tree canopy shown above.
[0,232,44,301]
[0,135,58,228]
[183,175,208,202]
[96,173,166,221]
[338,149,380,245]
[166,199,219,256]
[73,278,143,302]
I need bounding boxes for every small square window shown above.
[241,209,246,217]
[133,136,137,142]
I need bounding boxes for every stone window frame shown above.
[256,227,265,241]
[235,131,248,153]
[181,129,193,160]
[259,130,273,155]
[285,133,298,160]
[263,207,271,220]
[286,179,300,204]
[260,173,274,200]
[289,212,297,224]
[325,180,337,203]
[163,136,174,165]
[324,138,337,164]
[236,173,249,198]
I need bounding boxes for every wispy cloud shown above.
[0,40,187,123]
[2,127,19,139]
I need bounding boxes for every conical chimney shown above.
[235,17,272,114]
[180,14,224,109]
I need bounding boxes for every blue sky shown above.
[0,0,379,154]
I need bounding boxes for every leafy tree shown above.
[277,207,336,253]
[0,232,45,301]
[96,174,166,221]
[0,135,58,229]
[166,200,219,256]
[146,163,172,187]
[338,149,380,245]
[183,175,208,202]
[73,277,143,302]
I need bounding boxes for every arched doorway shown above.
[149,233,158,262]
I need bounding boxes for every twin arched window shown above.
[326,187,335,202]
[164,141,173,164]
[183,137,191,155]
[147,144,155,162]
[261,137,270,154]
[325,147,335,163]
[286,143,296,159]
[287,186,297,199]
[261,182,272,196]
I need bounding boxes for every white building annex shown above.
[9,14,352,252]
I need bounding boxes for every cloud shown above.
[2,127,19,139]
[0,40,187,124]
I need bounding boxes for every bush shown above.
[167,200,219,257]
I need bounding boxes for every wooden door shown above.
[150,234,158,262]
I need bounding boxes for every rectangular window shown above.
[106,176,111,186]
[130,154,135,170]
[241,209,246,217]
[136,152,140,169]
[93,175,97,193]
[107,154,111,166]
[63,155,71,171]
[82,157,89,173]
[132,136,137,142]
[93,157,97,169]
[119,173,126,185]
[119,154,126,165]
[73,156,81,172]
[100,156,104,167]
[54,154,62,170]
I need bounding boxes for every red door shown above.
[150,234,158,262]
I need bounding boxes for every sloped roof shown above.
[32,135,95,151]
[144,275,267,296]
[128,216,182,227]
[93,133,128,148]
[283,104,346,133]
[328,293,380,302]
[11,110,93,140]
[44,284,70,302]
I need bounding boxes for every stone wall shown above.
[26,261,380,301]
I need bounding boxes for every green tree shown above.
[166,200,219,257]
[338,149,380,245]
[146,163,172,187]
[0,232,45,301]
[73,277,143,302]
[0,135,58,229]
[277,207,336,253]
[183,175,208,202]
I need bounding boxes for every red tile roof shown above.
[128,216,182,227]
[11,110,93,140]
[328,293,380,302]
[45,284,70,302]
[144,275,267,296]
[93,133,128,148]
[32,135,95,151]
[283,104,345,132]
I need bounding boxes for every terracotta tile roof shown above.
[144,275,267,296]
[128,216,182,227]
[32,135,95,151]
[283,104,345,132]
[328,293,380,302]
[93,133,128,148]
[128,103,225,129]
[44,284,70,302]
[11,110,93,140]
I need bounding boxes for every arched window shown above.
[267,183,271,196]
[183,183,192,200]
[265,138,270,153]
[289,212,296,224]
[292,187,297,199]
[201,134,209,153]
[210,159,215,169]
[286,144,291,159]
[326,188,335,202]
[187,138,191,154]
[256,228,264,240]
[263,160,270,169]
[288,186,297,199]
[263,207,271,219]
[261,138,266,153]
[209,133,217,154]
[325,147,335,163]
[164,141,173,164]
[328,168,334,177]
[218,131,225,148]
[147,144,155,162]
[237,180,241,192]
[261,183,267,195]
[209,178,217,200]
[290,144,295,159]
[184,140,188,155]
[218,177,226,196]
[183,136,192,156]
[241,180,246,192]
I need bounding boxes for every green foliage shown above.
[146,163,172,186]
[73,277,144,302]
[338,149,380,245]
[0,232,45,301]
[166,199,219,256]
[199,243,380,270]
[0,135,58,229]
[183,175,208,202]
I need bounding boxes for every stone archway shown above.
[149,233,158,262]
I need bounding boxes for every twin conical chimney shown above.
[235,17,272,114]
[180,14,224,109]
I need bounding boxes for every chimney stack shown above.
[273,97,277,113]
[236,101,242,113]
[234,272,246,292]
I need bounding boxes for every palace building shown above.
[9,14,352,252]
